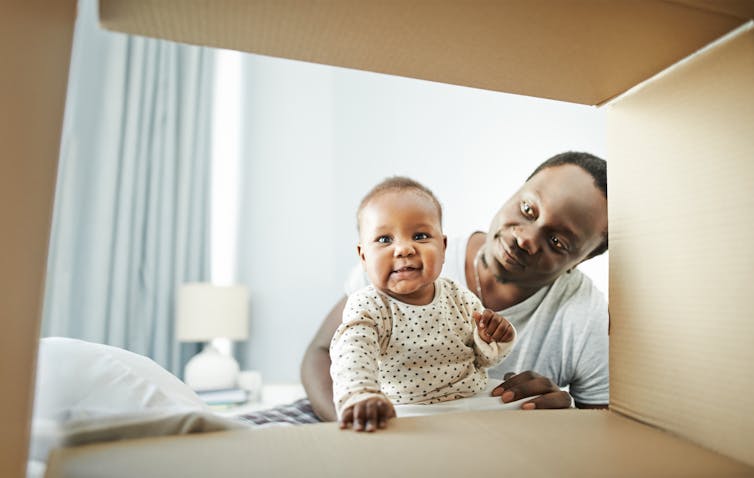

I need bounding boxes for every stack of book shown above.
[196,388,249,407]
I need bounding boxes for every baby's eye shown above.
[413,232,430,241]
[376,236,392,244]
[521,201,535,218]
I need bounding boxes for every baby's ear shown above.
[443,235,448,251]
[357,244,366,264]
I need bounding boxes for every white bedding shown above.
[29,338,242,478]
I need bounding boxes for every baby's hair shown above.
[357,176,443,232]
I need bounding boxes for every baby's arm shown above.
[329,293,395,431]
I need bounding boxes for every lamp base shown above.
[184,343,240,391]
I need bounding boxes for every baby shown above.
[330,176,516,432]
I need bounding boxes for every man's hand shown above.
[491,371,572,410]
[473,309,514,344]
[339,396,396,432]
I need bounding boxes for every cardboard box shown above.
[0,1,77,477]
[6,1,754,476]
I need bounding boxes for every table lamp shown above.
[176,283,249,391]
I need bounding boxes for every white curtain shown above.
[41,0,215,376]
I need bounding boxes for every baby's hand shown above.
[473,309,514,344]
[339,396,396,432]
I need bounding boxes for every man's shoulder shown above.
[543,270,608,320]
[553,269,605,300]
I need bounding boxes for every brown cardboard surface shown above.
[0,2,76,477]
[46,410,754,478]
[608,24,754,466]
[99,0,748,105]
[669,0,754,19]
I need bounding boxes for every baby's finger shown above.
[352,403,366,431]
[472,311,483,329]
[502,321,515,342]
[480,309,497,331]
[491,320,513,342]
[364,400,379,432]
[477,323,491,342]
[376,401,387,429]
[378,400,394,428]
[339,407,353,429]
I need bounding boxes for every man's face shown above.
[358,191,446,306]
[484,164,607,290]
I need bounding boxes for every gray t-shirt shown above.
[345,232,609,405]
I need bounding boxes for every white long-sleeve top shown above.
[330,277,516,418]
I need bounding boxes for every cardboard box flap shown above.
[46,411,754,478]
[99,0,750,105]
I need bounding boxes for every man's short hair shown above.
[357,176,443,232]
[528,151,608,258]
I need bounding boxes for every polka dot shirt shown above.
[330,277,516,417]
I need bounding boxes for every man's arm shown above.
[300,296,346,422]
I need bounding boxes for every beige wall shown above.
[608,25,754,466]
[0,1,76,476]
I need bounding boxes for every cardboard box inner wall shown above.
[608,24,754,466]
[1,1,76,477]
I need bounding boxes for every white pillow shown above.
[34,337,207,420]
[30,337,210,463]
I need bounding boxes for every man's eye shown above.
[414,233,430,240]
[550,236,567,251]
[376,236,392,244]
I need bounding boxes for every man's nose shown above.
[513,225,539,255]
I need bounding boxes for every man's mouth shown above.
[494,236,525,269]
[502,248,525,269]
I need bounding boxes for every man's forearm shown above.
[301,346,337,422]
[300,295,347,422]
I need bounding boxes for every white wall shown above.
[234,53,607,383]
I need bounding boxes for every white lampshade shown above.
[176,283,249,342]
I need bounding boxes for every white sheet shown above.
[394,380,540,417]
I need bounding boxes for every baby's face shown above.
[358,190,446,306]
